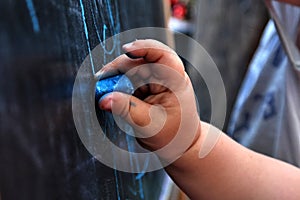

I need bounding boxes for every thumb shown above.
[98,92,166,138]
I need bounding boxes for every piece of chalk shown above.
[95,74,134,102]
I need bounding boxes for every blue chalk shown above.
[95,74,134,102]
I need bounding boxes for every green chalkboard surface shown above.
[0,0,167,199]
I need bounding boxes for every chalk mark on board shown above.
[78,0,149,198]
[113,169,121,200]
[90,0,120,65]
[25,0,40,33]
[125,135,147,199]
[79,0,96,75]
[102,0,120,55]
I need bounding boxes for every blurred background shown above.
[0,0,269,199]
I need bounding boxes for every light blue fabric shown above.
[228,20,287,156]
[228,3,300,166]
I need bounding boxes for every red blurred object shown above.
[172,3,187,19]
[170,0,179,6]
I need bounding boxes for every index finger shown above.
[94,54,146,80]
[96,39,185,80]
[123,39,185,76]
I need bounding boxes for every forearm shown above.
[165,122,300,200]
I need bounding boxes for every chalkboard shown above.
[0,0,167,199]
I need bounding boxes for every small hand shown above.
[98,39,200,159]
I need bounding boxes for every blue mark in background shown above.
[254,92,277,120]
[233,112,251,134]
[232,91,277,137]
[90,0,120,64]
[83,0,150,198]
[25,0,40,33]
[79,0,96,75]
[135,157,150,199]
[113,169,121,200]
[272,45,284,67]
[124,134,145,199]
[100,24,118,55]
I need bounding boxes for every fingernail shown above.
[125,52,141,59]
[122,42,134,49]
[99,94,112,112]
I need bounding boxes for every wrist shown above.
[166,122,222,170]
